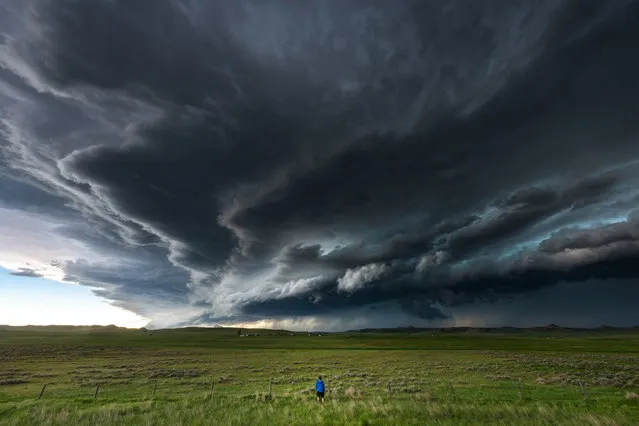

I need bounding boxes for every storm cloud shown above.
[1,0,638,329]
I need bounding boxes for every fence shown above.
[18,377,612,404]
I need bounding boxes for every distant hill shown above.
[345,325,639,334]
[1,324,638,334]
[0,324,131,332]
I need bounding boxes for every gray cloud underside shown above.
[8,267,43,278]
[1,0,638,328]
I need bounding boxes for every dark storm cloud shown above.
[0,174,75,217]
[62,257,190,305]
[1,0,639,328]
[538,212,639,253]
[452,279,639,329]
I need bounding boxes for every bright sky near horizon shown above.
[0,267,148,327]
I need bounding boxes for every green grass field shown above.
[1,326,638,425]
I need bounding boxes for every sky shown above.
[1,0,638,330]
[0,267,147,327]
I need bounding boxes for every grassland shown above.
[1,326,638,425]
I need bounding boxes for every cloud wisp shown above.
[1,0,639,329]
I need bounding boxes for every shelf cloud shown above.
[1,0,638,329]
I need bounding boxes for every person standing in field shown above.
[315,375,325,404]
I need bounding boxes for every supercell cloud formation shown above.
[1,0,639,329]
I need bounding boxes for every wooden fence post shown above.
[387,381,392,398]
[209,376,214,398]
[152,380,157,398]
[268,379,272,399]
[94,384,100,399]
[517,381,523,400]
[449,381,455,401]
[578,380,588,399]
[38,384,47,400]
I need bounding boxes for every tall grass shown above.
[2,396,637,426]
[1,328,638,424]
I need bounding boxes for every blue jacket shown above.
[316,380,325,392]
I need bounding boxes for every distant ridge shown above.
[1,324,638,334]
[345,325,639,334]
[0,324,131,331]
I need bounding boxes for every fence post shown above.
[387,381,392,398]
[209,376,214,398]
[268,379,272,399]
[38,384,47,400]
[94,384,100,399]
[152,380,157,398]
[449,381,455,401]
[517,381,523,400]
[578,380,588,399]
